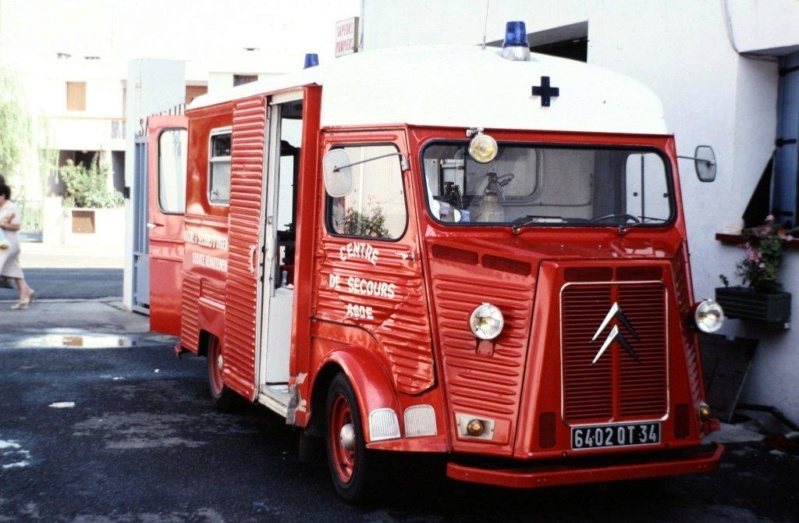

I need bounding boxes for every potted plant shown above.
[716,215,793,325]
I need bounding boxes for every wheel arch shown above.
[308,346,401,444]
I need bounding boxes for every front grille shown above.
[561,281,668,423]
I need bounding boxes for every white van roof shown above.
[189,46,668,135]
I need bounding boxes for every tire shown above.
[325,373,380,504]
[207,335,240,412]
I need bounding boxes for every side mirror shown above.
[694,146,717,182]
[679,145,717,182]
[322,149,353,197]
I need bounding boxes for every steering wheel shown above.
[589,213,641,224]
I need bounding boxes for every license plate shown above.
[571,422,661,450]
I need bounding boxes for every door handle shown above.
[249,244,258,274]
[146,222,162,229]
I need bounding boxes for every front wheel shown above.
[207,335,240,412]
[326,373,380,504]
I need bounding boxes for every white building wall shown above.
[727,0,799,54]
[85,78,124,115]
[584,2,779,307]
[10,57,128,153]
[361,0,590,49]
[361,0,799,421]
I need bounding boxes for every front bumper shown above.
[447,443,724,489]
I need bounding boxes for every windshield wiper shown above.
[511,216,566,235]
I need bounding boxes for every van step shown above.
[260,383,290,418]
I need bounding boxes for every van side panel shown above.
[223,96,267,400]
[180,107,231,354]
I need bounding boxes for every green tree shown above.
[0,65,36,191]
[58,155,123,208]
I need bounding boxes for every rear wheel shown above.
[326,373,379,503]
[207,335,239,412]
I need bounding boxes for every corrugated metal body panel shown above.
[428,247,534,422]
[200,278,226,304]
[672,248,703,406]
[314,241,435,394]
[180,274,201,352]
[223,97,266,400]
[561,279,668,423]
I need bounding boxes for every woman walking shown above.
[0,183,35,310]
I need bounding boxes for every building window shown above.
[772,51,799,227]
[209,129,232,205]
[233,74,258,86]
[66,81,86,111]
[326,144,407,240]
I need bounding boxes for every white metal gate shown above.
[132,134,150,313]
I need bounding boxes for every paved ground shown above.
[1,343,799,522]
[19,241,124,269]
[0,268,123,301]
[0,241,154,349]
[0,299,172,350]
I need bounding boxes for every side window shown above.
[209,129,231,205]
[625,152,670,222]
[326,144,407,240]
[158,129,188,214]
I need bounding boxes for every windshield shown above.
[422,142,673,227]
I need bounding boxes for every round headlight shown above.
[469,303,504,340]
[694,299,725,333]
[468,133,498,164]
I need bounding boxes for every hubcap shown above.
[339,423,356,451]
[330,394,356,482]
[209,339,224,395]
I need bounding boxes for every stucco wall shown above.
[361,0,799,421]
[42,197,125,250]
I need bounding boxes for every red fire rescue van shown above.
[146,23,725,502]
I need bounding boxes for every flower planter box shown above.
[715,287,791,325]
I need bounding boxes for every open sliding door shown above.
[222,97,268,401]
[257,92,305,413]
